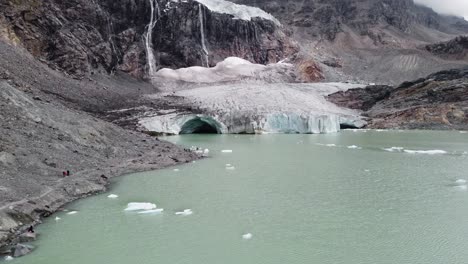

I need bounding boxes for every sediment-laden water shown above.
[15,131,468,264]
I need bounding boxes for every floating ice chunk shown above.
[55,216,61,221]
[242,233,253,240]
[138,208,164,214]
[226,164,232,167]
[226,166,236,170]
[326,144,337,147]
[4,256,13,261]
[108,194,119,198]
[364,169,370,172]
[124,202,157,211]
[383,147,404,152]
[455,185,468,191]
[403,149,447,155]
[175,209,193,216]
[67,211,78,215]
[173,169,180,172]
[347,145,362,149]
[460,131,467,134]
[455,179,467,185]
[221,150,233,153]
[203,149,210,157]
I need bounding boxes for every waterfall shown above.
[198,3,209,67]
[145,0,160,78]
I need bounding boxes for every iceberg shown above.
[242,233,253,240]
[124,202,157,211]
[137,208,164,214]
[175,209,193,216]
[403,150,447,155]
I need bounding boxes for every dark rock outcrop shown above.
[328,67,468,129]
[0,0,298,79]
[425,35,468,60]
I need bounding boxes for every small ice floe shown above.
[375,129,387,132]
[364,169,370,172]
[107,194,119,199]
[175,209,193,216]
[403,149,447,155]
[242,233,253,240]
[124,202,157,211]
[383,147,404,152]
[202,149,210,157]
[67,211,78,215]
[455,179,467,185]
[55,217,61,221]
[316,143,337,147]
[226,165,236,170]
[460,131,467,134]
[137,208,164,214]
[221,150,233,153]
[4,256,13,261]
[347,145,362,149]
[173,169,180,172]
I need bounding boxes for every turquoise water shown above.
[14,130,468,264]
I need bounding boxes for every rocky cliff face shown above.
[0,0,298,79]
[231,0,468,84]
[232,0,468,41]
[328,68,468,130]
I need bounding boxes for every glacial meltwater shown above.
[14,130,468,264]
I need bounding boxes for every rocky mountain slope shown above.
[0,0,297,79]
[232,0,468,84]
[328,67,468,129]
[0,37,198,251]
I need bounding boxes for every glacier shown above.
[192,0,280,25]
[139,82,366,134]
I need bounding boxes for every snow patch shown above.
[154,57,292,84]
[194,0,280,25]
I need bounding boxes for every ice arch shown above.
[180,116,222,134]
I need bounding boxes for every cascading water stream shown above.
[198,3,210,67]
[145,0,160,78]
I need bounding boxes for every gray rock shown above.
[11,244,34,258]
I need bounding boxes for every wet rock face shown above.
[0,0,297,79]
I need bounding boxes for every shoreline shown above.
[0,149,200,255]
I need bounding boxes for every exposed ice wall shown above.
[139,82,365,134]
[145,0,160,78]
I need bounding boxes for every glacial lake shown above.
[14,130,468,264]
